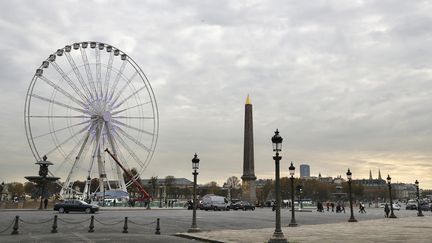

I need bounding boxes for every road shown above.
[0,206,426,242]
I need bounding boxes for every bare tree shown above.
[225,176,241,189]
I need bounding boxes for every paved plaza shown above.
[0,207,430,242]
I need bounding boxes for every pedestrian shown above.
[113,199,116,207]
[326,202,330,211]
[43,198,48,209]
[359,203,366,213]
[384,203,390,218]
[341,203,345,213]
[331,202,335,212]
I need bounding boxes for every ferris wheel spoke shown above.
[108,60,127,102]
[112,119,154,136]
[112,130,145,168]
[112,86,146,110]
[112,116,154,119]
[45,123,91,156]
[103,51,114,99]
[38,75,87,108]
[50,61,90,103]
[111,101,151,115]
[79,47,98,99]
[113,124,151,152]
[28,115,91,119]
[95,46,103,99]
[30,93,90,115]
[110,71,138,107]
[33,119,91,139]
[62,53,95,101]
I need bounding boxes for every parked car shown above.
[419,203,430,211]
[54,200,99,214]
[231,201,255,211]
[406,199,417,210]
[201,194,229,211]
[392,203,401,211]
[406,204,417,210]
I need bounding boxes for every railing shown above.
[0,215,161,235]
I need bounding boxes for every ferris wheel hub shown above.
[102,111,112,122]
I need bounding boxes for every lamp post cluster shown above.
[415,180,423,217]
[386,175,397,218]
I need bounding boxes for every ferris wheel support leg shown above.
[105,123,127,191]
[60,130,92,198]
[95,122,107,194]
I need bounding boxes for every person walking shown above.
[43,198,48,209]
[384,203,390,218]
[359,203,366,214]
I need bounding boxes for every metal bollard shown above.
[88,215,95,233]
[11,215,19,235]
[122,217,128,233]
[51,215,58,233]
[155,218,160,235]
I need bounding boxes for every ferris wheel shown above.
[24,41,159,199]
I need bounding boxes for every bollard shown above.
[122,217,128,233]
[88,215,95,233]
[51,215,58,233]
[155,218,160,235]
[11,215,19,235]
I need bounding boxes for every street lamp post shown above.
[159,186,162,208]
[386,175,397,218]
[188,153,201,233]
[346,169,357,222]
[268,129,288,243]
[415,180,423,217]
[86,176,91,203]
[288,162,297,227]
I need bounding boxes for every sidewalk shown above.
[176,215,432,243]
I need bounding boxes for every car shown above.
[392,203,401,211]
[54,200,99,214]
[232,201,255,211]
[406,204,417,210]
[419,203,430,211]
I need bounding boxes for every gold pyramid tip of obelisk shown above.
[245,94,251,105]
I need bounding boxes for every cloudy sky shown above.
[1,0,431,189]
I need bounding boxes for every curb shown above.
[174,233,226,243]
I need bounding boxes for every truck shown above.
[201,194,229,211]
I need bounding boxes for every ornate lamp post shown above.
[268,129,288,243]
[188,153,201,233]
[346,169,357,222]
[386,175,397,218]
[86,176,91,203]
[288,162,297,227]
[159,186,163,208]
[415,180,423,217]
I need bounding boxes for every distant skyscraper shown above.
[300,164,310,178]
[241,95,257,203]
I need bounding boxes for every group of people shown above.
[316,201,345,213]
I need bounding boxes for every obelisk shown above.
[241,95,257,204]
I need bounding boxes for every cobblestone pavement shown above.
[177,215,432,243]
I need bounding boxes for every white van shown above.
[201,194,229,211]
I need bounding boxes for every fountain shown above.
[25,155,60,209]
